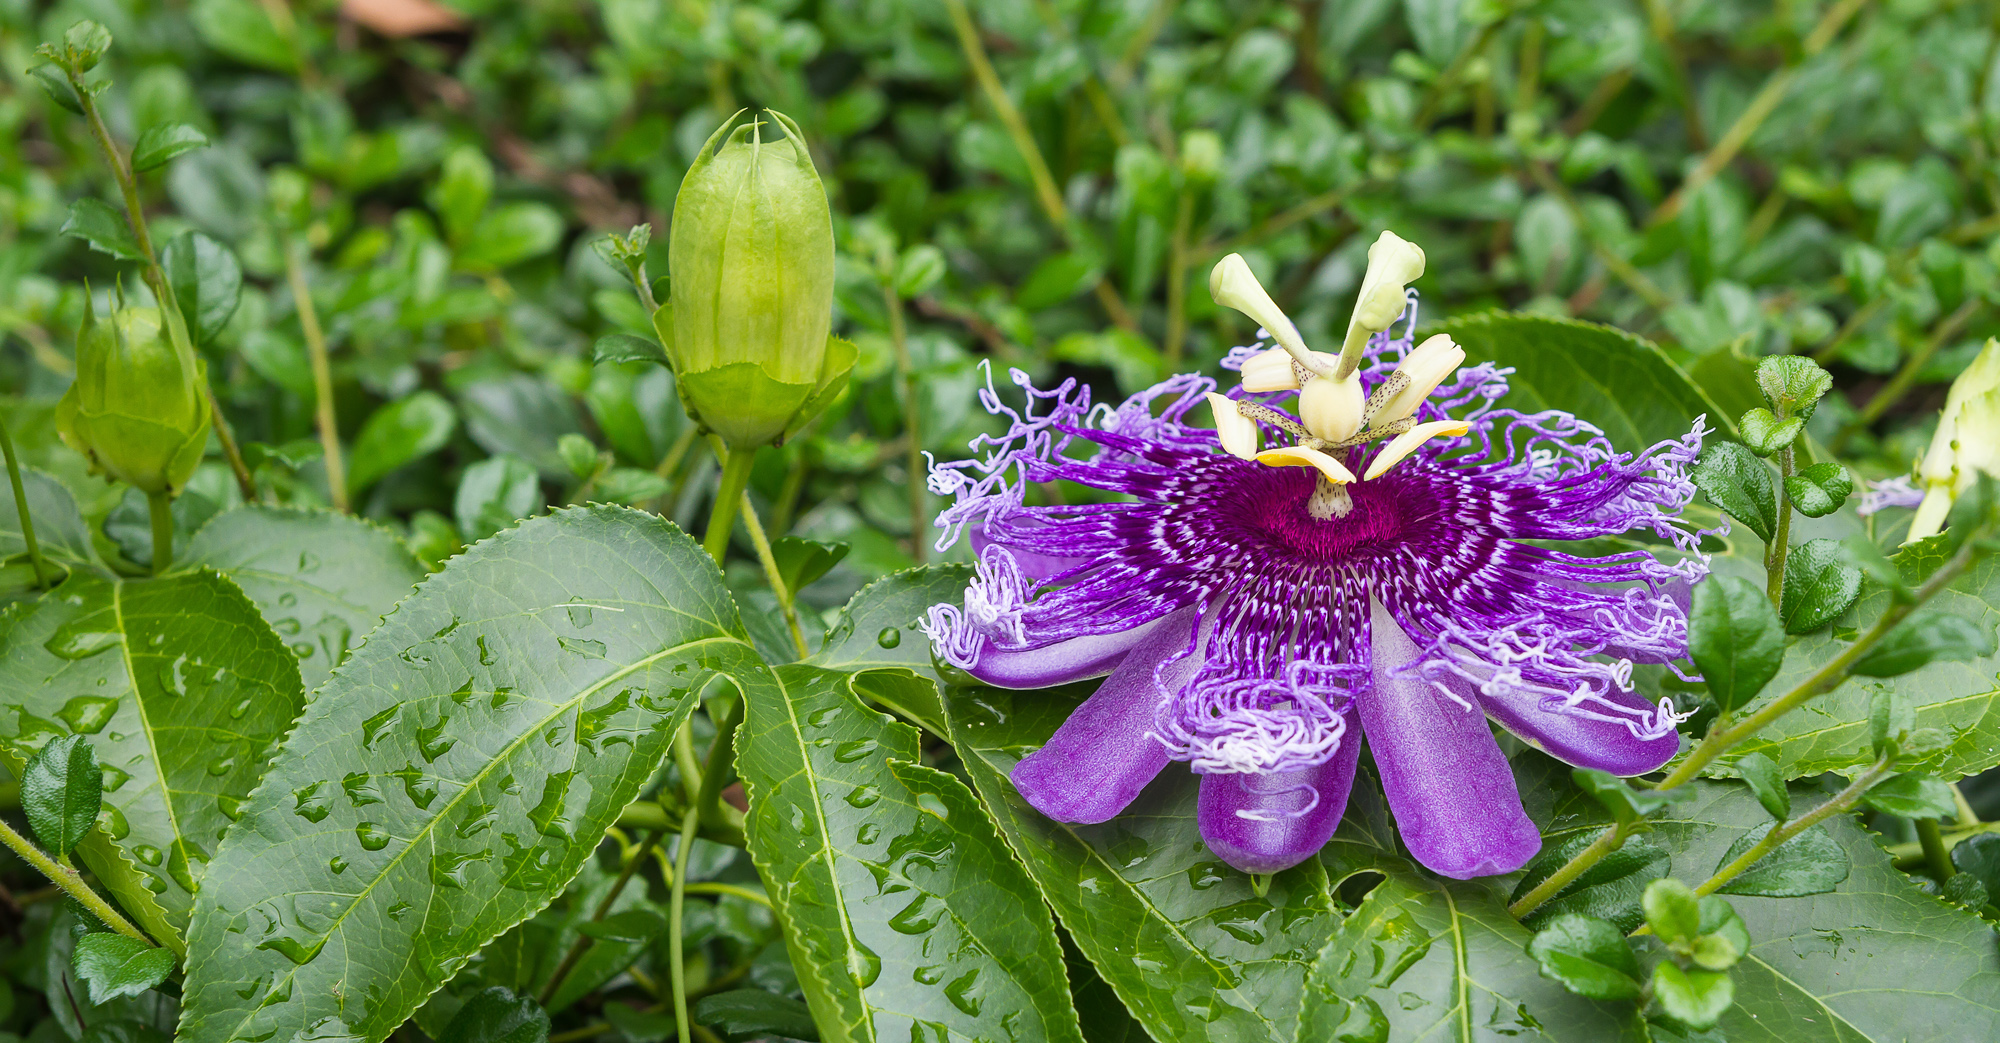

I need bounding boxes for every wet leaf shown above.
[1688,575,1784,712]
[23,733,102,858]
[691,989,820,1042]
[1779,538,1862,635]
[437,988,548,1043]
[71,934,175,1004]
[1526,914,1642,1001]
[1711,821,1849,897]
[1690,442,1778,542]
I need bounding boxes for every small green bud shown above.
[667,109,852,449]
[56,297,211,495]
[1180,130,1223,184]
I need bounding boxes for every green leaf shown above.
[0,465,95,565]
[347,392,459,496]
[557,434,600,479]
[1779,538,1862,634]
[1573,767,1694,826]
[438,988,548,1043]
[430,145,495,246]
[179,507,737,1043]
[1525,914,1643,1000]
[1690,441,1777,541]
[1711,821,1849,897]
[22,733,101,858]
[1852,609,1996,677]
[1754,355,1833,420]
[1652,963,1733,1030]
[31,64,85,115]
[1951,833,2000,897]
[1510,832,1670,933]
[161,230,243,346]
[893,245,947,299]
[1692,896,1750,970]
[690,990,821,1043]
[1426,312,1731,449]
[459,203,565,270]
[1724,536,2000,779]
[590,468,668,505]
[1014,250,1103,310]
[0,567,306,951]
[70,934,175,1004]
[547,909,666,1012]
[1860,773,1959,819]
[807,565,972,734]
[591,333,667,366]
[1739,408,1803,456]
[1689,575,1785,712]
[455,454,545,543]
[1730,752,1789,820]
[190,0,296,72]
[1643,877,1703,942]
[182,506,426,693]
[739,666,1086,1043]
[60,198,143,260]
[1784,462,1853,518]
[770,537,849,598]
[130,123,209,173]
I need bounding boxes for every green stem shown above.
[702,445,757,563]
[1917,817,1955,881]
[885,284,925,564]
[1766,445,1795,605]
[0,421,50,589]
[0,816,153,947]
[683,881,771,909]
[669,807,700,1043]
[741,499,809,658]
[696,696,746,842]
[287,237,347,512]
[1691,758,1895,899]
[147,490,173,576]
[537,827,667,1004]
[674,717,704,808]
[1507,822,1632,919]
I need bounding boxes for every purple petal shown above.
[1361,601,1541,879]
[957,611,1175,689]
[1473,676,1680,776]
[1011,609,1199,823]
[1196,716,1360,874]
[969,519,1089,582]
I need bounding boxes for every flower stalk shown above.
[741,496,810,658]
[0,815,153,948]
[702,444,757,563]
[0,422,51,589]
[285,237,347,512]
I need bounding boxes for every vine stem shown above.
[1916,817,1955,881]
[0,422,50,588]
[0,816,153,947]
[146,490,173,575]
[701,445,757,563]
[740,500,809,658]
[884,282,925,564]
[683,881,770,909]
[1512,534,1983,921]
[1765,444,1795,605]
[536,827,668,1005]
[286,238,347,512]
[669,807,700,1043]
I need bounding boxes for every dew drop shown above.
[207,755,237,777]
[273,617,303,636]
[278,592,298,608]
[385,901,412,921]
[912,964,945,985]
[44,620,121,659]
[230,697,254,720]
[888,894,945,935]
[157,654,191,697]
[96,805,129,840]
[876,627,901,649]
[297,551,321,573]
[565,598,595,628]
[845,786,881,809]
[342,771,384,807]
[557,636,607,659]
[832,739,878,764]
[1188,863,1227,891]
[133,844,164,866]
[256,932,324,966]
[528,771,577,838]
[915,792,949,821]
[477,634,497,666]
[355,822,391,851]
[100,765,132,793]
[856,822,882,845]
[361,704,400,749]
[848,942,881,988]
[807,706,841,728]
[218,794,246,822]
[141,873,168,894]
[290,642,316,659]
[57,695,117,734]
[417,715,457,762]
[149,632,167,647]
[944,970,984,1017]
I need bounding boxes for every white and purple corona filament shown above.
[922,234,1710,879]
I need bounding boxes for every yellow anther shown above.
[1205,392,1261,460]
[1362,420,1470,480]
[1255,445,1357,484]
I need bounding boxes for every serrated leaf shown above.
[60,198,143,260]
[23,733,102,858]
[1730,752,1789,820]
[1779,538,1862,634]
[1690,441,1777,541]
[161,230,242,346]
[0,567,306,951]
[183,506,426,693]
[1526,914,1643,1000]
[71,934,175,1004]
[591,333,667,366]
[1739,408,1803,456]
[1754,356,1833,419]
[1860,773,1959,819]
[1951,833,2000,897]
[808,565,972,734]
[1652,963,1733,1030]
[740,665,1085,1043]
[1711,821,1849,897]
[438,987,548,1043]
[691,990,820,1043]
[1725,535,2000,779]
[131,123,210,172]
[1784,462,1853,518]
[346,392,459,496]
[179,507,739,1043]
[1511,832,1670,933]
[1689,575,1784,712]
[31,64,85,115]
[1852,610,1996,677]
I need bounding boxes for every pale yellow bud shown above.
[1338,231,1426,362]
[1907,338,2000,542]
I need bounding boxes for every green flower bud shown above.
[56,296,211,495]
[667,109,852,448]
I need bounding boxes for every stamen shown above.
[1205,393,1261,459]
[1254,445,1355,484]
[1362,420,1471,480]
[1370,334,1467,425]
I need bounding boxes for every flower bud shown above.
[56,297,211,495]
[1340,231,1425,358]
[1210,253,1311,363]
[1370,334,1466,424]
[1205,393,1260,459]
[1908,338,2000,542]
[667,109,851,448]
[1298,373,1365,443]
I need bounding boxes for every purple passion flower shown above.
[922,236,1709,879]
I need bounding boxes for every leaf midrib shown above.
[111,576,194,907]
[217,631,744,1043]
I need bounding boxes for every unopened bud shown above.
[56,298,211,495]
[668,109,851,448]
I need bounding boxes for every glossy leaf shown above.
[1778,538,1861,635]
[1711,821,1848,897]
[22,733,101,858]
[592,333,667,367]
[131,123,210,172]
[438,987,549,1043]
[1754,356,1833,418]
[1852,610,1996,677]
[1688,575,1784,712]
[1951,833,2000,898]
[456,454,546,542]
[347,391,459,495]
[1642,878,1702,942]
[61,198,143,260]
[161,230,242,345]
[1730,753,1789,821]
[692,990,820,1043]
[1573,767,1692,826]
[459,203,565,270]
[1510,832,1670,934]
[1738,407,1803,456]
[739,665,1085,1043]
[180,507,745,1043]
[0,567,305,951]
[1860,774,1959,819]
[808,565,972,735]
[182,506,426,692]
[71,934,175,1004]
[1525,914,1642,1001]
[0,465,95,564]
[1690,441,1777,541]
[1784,462,1853,518]
[771,537,849,597]
[1652,963,1732,1030]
